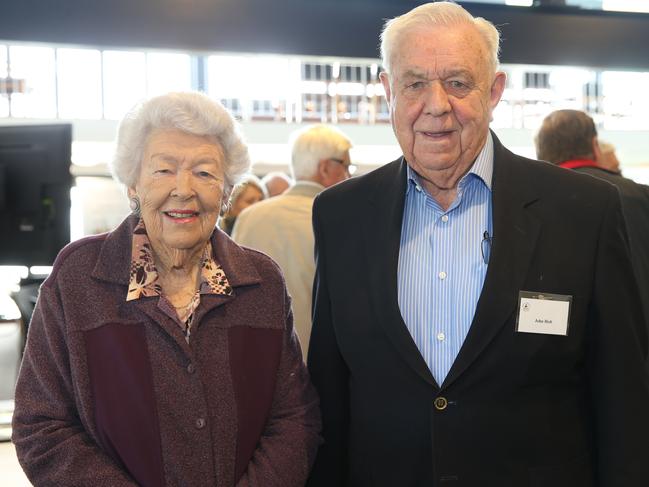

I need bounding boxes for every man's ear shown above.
[380,71,392,109]
[490,71,507,109]
[315,158,331,186]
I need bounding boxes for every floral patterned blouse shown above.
[126,219,233,341]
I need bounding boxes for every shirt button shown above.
[434,396,448,411]
[187,363,195,374]
[437,332,446,341]
[195,417,206,429]
[441,215,449,222]
[438,271,447,280]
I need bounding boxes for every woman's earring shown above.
[220,196,230,216]
[129,196,141,215]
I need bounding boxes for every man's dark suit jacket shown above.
[307,135,649,487]
[572,165,649,373]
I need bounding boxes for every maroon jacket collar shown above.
[91,215,262,288]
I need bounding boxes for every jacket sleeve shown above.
[588,185,649,485]
[236,293,322,487]
[305,196,351,487]
[12,281,138,487]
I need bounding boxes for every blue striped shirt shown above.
[397,134,494,385]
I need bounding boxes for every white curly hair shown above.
[111,91,250,201]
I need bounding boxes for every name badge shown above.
[516,291,572,336]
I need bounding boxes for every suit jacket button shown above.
[434,396,448,411]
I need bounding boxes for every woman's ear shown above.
[127,187,142,215]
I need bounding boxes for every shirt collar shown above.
[295,180,325,191]
[405,131,494,194]
[287,180,325,198]
[126,218,233,302]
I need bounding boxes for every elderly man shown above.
[536,109,649,372]
[232,124,352,357]
[261,171,293,197]
[307,3,649,487]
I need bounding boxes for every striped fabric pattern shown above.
[397,134,494,385]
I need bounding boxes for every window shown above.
[524,72,550,89]
[102,50,146,120]
[72,177,130,239]
[0,45,8,117]
[146,52,192,96]
[8,45,57,118]
[208,55,295,120]
[57,48,102,119]
[549,68,594,109]
[0,45,7,78]
[601,71,649,129]
[601,0,649,13]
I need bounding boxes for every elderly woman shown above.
[219,175,266,235]
[12,92,320,487]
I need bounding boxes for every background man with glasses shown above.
[307,2,649,486]
[232,124,352,358]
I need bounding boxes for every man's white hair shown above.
[111,91,250,200]
[380,1,501,75]
[290,124,352,181]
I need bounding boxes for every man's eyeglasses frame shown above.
[329,158,357,175]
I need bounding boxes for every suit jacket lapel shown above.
[363,158,438,388]
[443,135,541,388]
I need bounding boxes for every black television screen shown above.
[0,124,73,266]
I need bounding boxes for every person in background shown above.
[597,140,622,174]
[536,108,649,372]
[219,175,266,235]
[12,92,320,487]
[262,171,293,197]
[232,124,353,358]
[307,3,649,486]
